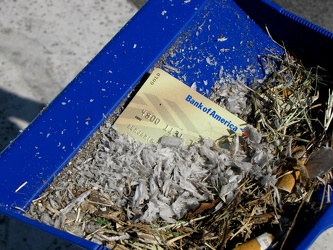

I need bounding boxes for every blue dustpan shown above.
[0,0,332,249]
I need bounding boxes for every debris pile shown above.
[26,53,333,249]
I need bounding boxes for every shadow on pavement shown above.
[0,88,45,152]
[0,213,84,250]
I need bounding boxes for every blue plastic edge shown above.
[295,204,333,250]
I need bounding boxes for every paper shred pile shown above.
[26,119,278,246]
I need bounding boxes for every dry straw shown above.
[25,51,333,250]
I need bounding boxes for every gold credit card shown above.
[115,68,246,144]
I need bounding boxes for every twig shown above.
[167,233,191,245]
[324,89,333,131]
[220,191,242,250]
[156,215,209,231]
[280,188,312,250]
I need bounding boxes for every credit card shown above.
[115,68,246,144]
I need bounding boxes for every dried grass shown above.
[25,51,333,250]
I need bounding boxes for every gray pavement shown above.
[273,0,333,32]
[0,0,333,249]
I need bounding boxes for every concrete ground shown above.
[0,0,332,249]
[273,0,333,32]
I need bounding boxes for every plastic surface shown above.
[0,0,332,249]
[157,0,283,96]
[295,198,333,250]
